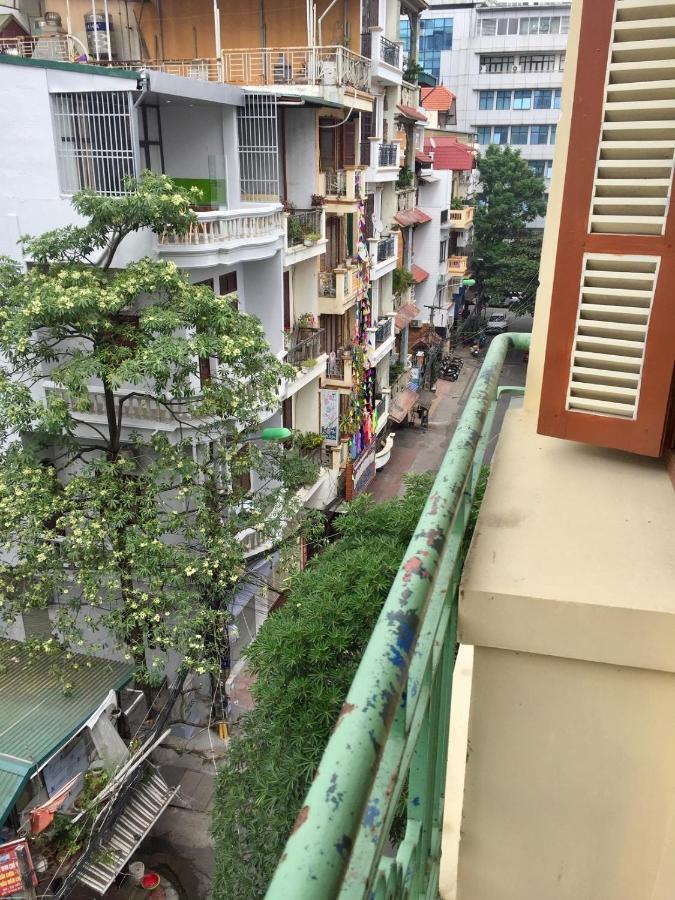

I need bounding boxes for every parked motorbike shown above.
[470,343,480,359]
[439,355,463,381]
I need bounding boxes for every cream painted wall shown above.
[458,645,675,900]
[523,0,582,414]
[290,256,319,323]
[293,379,320,433]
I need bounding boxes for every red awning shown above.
[396,103,427,123]
[394,208,432,228]
[388,388,419,424]
[411,264,429,284]
[416,150,433,164]
[395,303,421,331]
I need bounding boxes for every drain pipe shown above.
[317,0,339,47]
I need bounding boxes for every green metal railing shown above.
[266,333,531,900]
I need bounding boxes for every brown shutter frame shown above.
[538,0,675,457]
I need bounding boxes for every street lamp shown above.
[260,427,293,442]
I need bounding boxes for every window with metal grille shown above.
[51,91,137,196]
[237,93,279,202]
[481,55,515,74]
[520,54,555,73]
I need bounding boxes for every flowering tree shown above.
[0,173,312,686]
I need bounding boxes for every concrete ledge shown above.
[460,409,675,673]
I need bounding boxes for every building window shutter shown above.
[538,0,675,457]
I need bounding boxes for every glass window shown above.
[528,160,546,177]
[530,125,549,145]
[553,88,562,110]
[439,241,448,262]
[479,90,494,110]
[513,89,531,110]
[481,18,496,36]
[545,160,554,179]
[520,54,556,73]
[497,18,508,35]
[477,126,491,145]
[496,90,511,110]
[534,89,553,109]
[400,18,411,54]
[510,126,529,145]
[550,125,557,144]
[481,55,515,74]
[561,16,570,35]
[418,18,453,79]
[528,18,540,35]
[538,16,550,34]
[559,53,566,71]
[492,125,508,145]
[508,18,519,35]
[549,17,560,34]
[519,17,529,35]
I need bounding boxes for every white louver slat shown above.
[590,0,675,235]
[566,254,659,419]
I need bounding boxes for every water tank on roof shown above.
[85,12,116,60]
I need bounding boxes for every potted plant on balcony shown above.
[311,194,326,208]
[303,231,321,247]
[287,216,304,247]
[296,312,317,342]
[300,357,318,372]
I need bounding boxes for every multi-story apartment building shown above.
[403,0,570,201]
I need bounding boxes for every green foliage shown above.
[393,267,415,297]
[0,173,300,683]
[473,146,546,310]
[210,476,433,900]
[403,60,425,83]
[286,215,303,244]
[293,431,324,451]
[451,196,468,210]
[396,166,414,189]
[389,361,405,382]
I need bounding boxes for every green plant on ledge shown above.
[303,231,321,243]
[393,267,415,297]
[397,166,414,189]
[287,215,304,244]
[451,196,469,210]
[403,60,425,83]
[294,431,324,451]
[301,357,318,370]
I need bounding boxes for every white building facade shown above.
[407,1,570,188]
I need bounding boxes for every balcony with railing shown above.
[280,329,328,400]
[360,30,402,85]
[401,80,422,109]
[220,45,371,94]
[322,351,353,389]
[284,207,326,264]
[369,233,398,280]
[366,315,396,367]
[448,206,475,230]
[364,139,402,182]
[95,45,372,99]
[317,168,367,210]
[158,204,285,266]
[44,385,193,430]
[397,185,417,213]
[318,266,361,315]
[448,254,470,277]
[265,333,532,899]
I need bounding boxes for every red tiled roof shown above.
[395,303,421,331]
[415,150,433,165]
[424,136,474,171]
[421,85,456,111]
[396,103,428,123]
[394,207,432,228]
[411,264,429,284]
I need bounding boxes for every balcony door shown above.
[324,214,343,270]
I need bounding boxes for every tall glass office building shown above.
[400,17,453,80]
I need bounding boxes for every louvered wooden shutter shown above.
[538,0,675,457]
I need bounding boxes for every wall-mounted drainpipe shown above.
[318,0,339,47]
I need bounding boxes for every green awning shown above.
[0,640,133,826]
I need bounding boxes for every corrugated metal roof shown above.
[0,640,133,825]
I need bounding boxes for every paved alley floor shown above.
[369,339,529,502]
